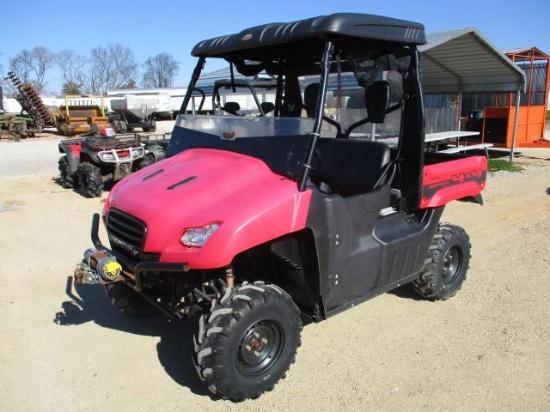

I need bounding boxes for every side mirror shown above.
[365,81,390,123]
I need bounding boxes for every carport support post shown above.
[509,85,521,162]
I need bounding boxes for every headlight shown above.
[98,151,116,162]
[132,148,145,158]
[181,223,220,247]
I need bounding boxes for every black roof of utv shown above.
[191,13,426,57]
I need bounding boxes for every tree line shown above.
[1,44,180,96]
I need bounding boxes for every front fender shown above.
[159,187,313,269]
[59,142,82,173]
[107,148,313,269]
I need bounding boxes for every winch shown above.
[74,248,123,284]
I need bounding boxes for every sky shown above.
[1,0,549,95]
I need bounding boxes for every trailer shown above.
[110,93,172,120]
[108,108,157,133]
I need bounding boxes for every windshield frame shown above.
[176,38,422,193]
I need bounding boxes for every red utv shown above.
[74,13,487,401]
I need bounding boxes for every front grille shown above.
[106,209,146,260]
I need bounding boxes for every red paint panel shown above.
[107,148,312,269]
[420,156,487,208]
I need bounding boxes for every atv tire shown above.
[137,153,155,170]
[79,162,104,198]
[141,121,156,133]
[193,282,302,401]
[58,155,79,188]
[413,223,471,300]
[105,283,159,317]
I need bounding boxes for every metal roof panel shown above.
[420,28,525,93]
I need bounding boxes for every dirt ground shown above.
[0,134,549,411]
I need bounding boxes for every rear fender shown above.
[420,156,487,208]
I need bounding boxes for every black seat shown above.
[303,82,343,136]
[280,76,303,117]
[260,102,275,115]
[222,101,241,115]
[312,139,392,196]
[304,83,320,118]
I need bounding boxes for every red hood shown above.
[106,148,312,268]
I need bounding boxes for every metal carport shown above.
[419,28,526,159]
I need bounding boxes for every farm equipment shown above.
[58,132,169,197]
[55,95,111,136]
[0,113,35,139]
[74,13,488,401]
[2,72,57,138]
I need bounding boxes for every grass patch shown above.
[488,159,524,173]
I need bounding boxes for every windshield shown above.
[169,50,410,180]
[168,115,314,180]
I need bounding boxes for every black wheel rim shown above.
[441,245,462,285]
[236,320,284,376]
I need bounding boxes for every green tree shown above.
[61,81,81,95]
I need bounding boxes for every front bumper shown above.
[74,213,190,290]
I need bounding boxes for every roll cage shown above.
[212,78,278,116]
[179,13,428,211]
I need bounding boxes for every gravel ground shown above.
[0,135,61,176]
[0,130,549,411]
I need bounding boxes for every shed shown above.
[420,28,525,94]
